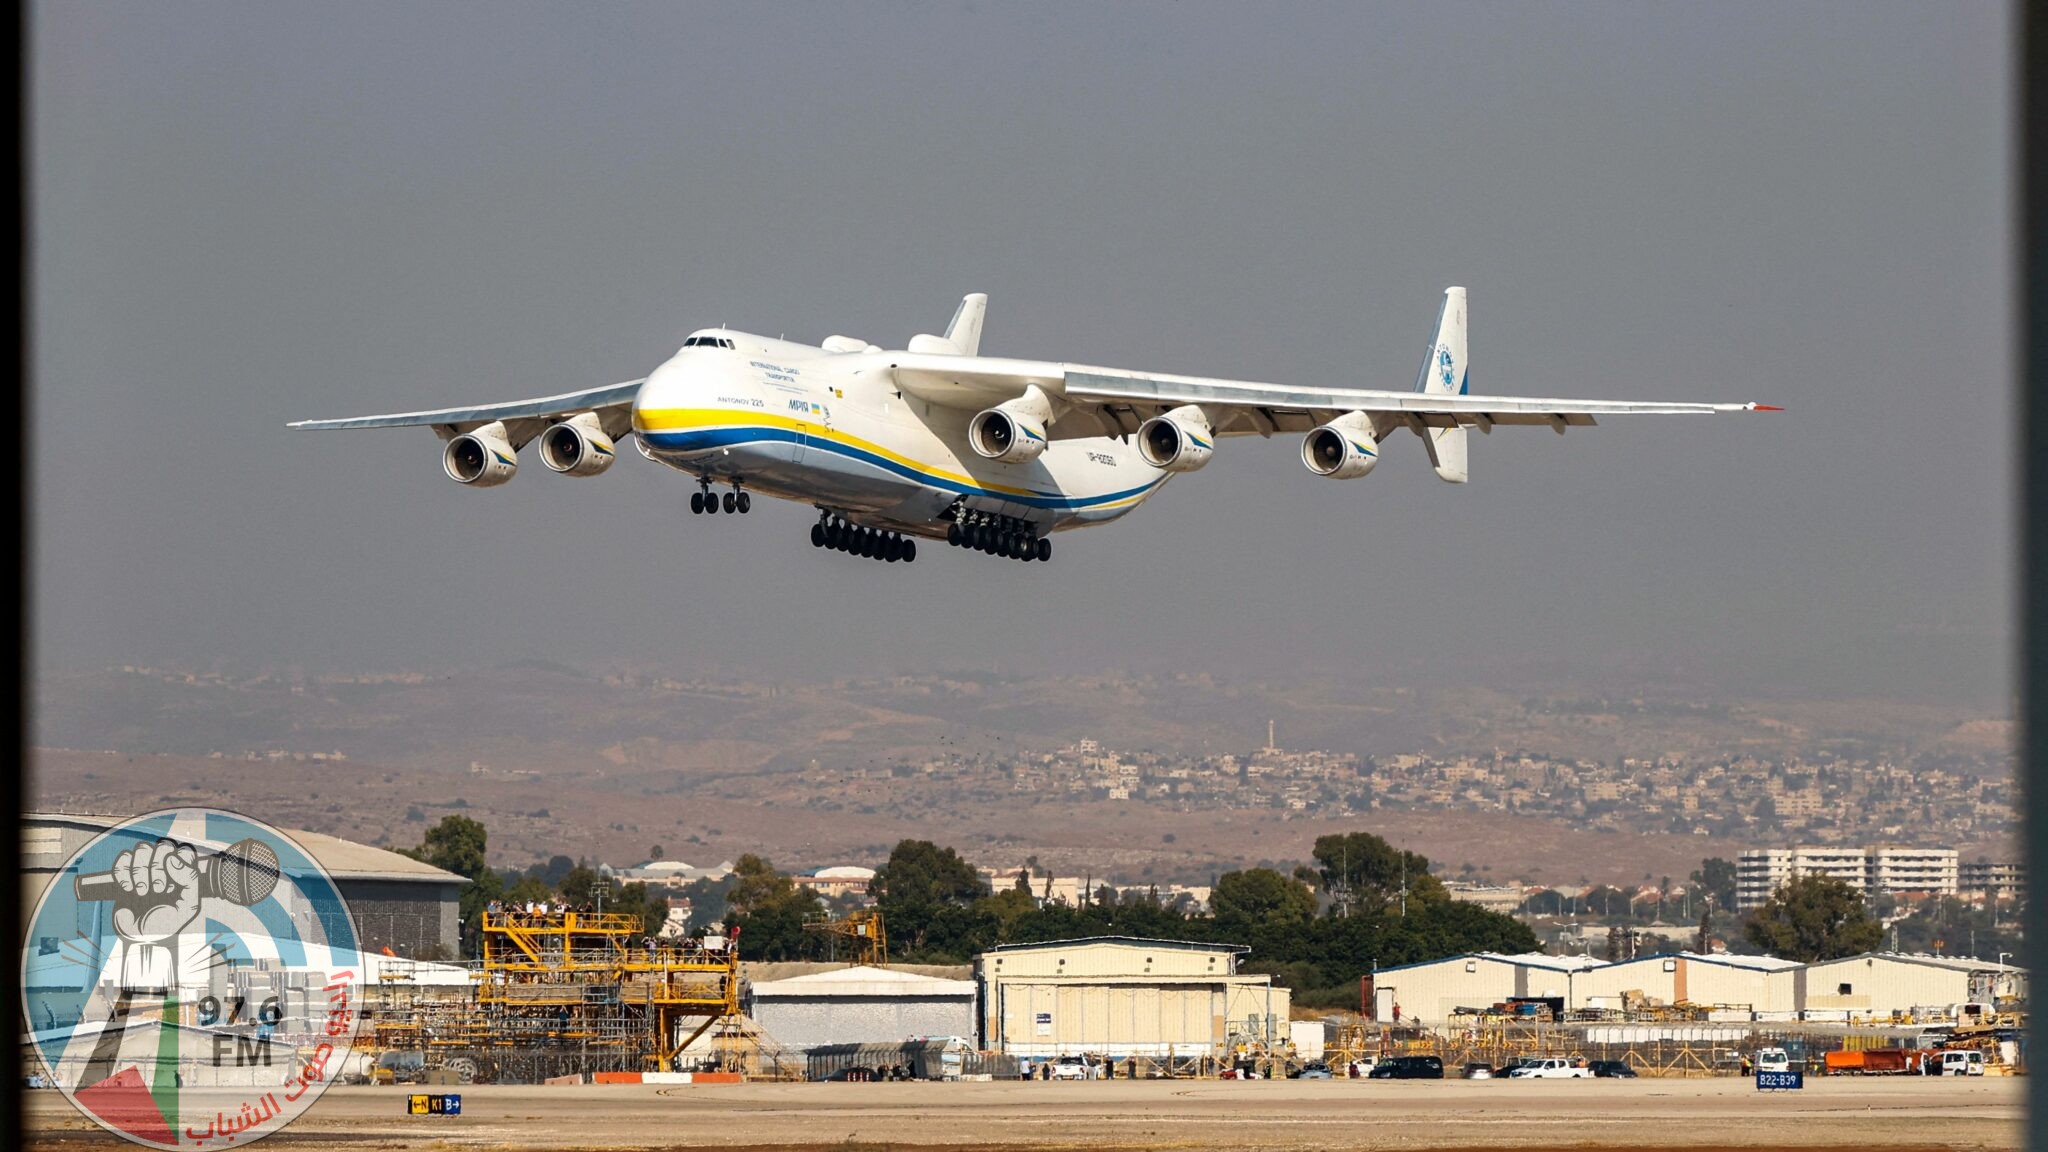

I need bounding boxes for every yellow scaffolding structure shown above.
[466,910,741,1073]
[802,909,888,966]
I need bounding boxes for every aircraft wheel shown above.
[705,492,720,514]
[722,492,737,513]
[737,492,752,514]
[902,540,916,563]
[690,492,705,515]
[810,524,825,548]
[947,523,962,547]
[1037,538,1052,562]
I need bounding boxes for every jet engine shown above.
[1136,405,1214,473]
[967,385,1053,464]
[443,421,518,487]
[537,412,617,477]
[1300,413,1379,479]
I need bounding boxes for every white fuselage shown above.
[631,331,1169,539]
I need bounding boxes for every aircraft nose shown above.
[631,359,685,433]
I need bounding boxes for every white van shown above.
[1938,1050,1985,1077]
[1753,1048,1790,1074]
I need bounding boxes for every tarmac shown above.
[22,1076,2022,1151]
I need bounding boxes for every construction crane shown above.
[803,908,887,966]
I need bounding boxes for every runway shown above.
[22,1076,2022,1151]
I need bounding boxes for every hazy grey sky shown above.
[32,3,2013,699]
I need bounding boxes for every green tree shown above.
[1309,832,1444,912]
[400,815,501,956]
[1743,875,1882,961]
[871,840,990,957]
[1210,868,1316,944]
[1690,857,1738,914]
[716,855,825,961]
[407,814,488,879]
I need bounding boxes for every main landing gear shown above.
[946,510,1051,563]
[812,512,916,563]
[689,480,751,516]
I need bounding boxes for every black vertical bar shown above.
[7,0,28,1145]
[2023,0,2046,1147]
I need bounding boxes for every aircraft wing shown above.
[286,380,645,446]
[1055,368,1770,438]
[889,353,1771,441]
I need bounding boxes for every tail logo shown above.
[1436,344,1456,391]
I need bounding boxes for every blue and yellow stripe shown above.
[636,408,1163,512]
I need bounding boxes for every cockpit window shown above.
[682,336,735,349]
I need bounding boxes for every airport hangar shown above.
[975,937,1290,1057]
[1369,950,2025,1026]
[746,963,977,1051]
[23,811,465,961]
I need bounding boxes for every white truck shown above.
[1507,1057,1591,1079]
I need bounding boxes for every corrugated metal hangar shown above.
[747,964,975,1051]
[975,937,1290,1057]
[1370,950,2025,1026]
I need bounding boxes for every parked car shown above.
[1463,1062,1495,1080]
[1507,1057,1591,1079]
[1290,1060,1334,1080]
[1048,1056,1095,1081]
[1587,1060,1637,1079]
[1753,1048,1791,1074]
[1367,1055,1445,1080]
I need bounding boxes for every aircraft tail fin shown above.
[1413,286,1469,483]
[945,293,987,356]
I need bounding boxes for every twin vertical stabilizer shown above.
[1414,287,1469,483]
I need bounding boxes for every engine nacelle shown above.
[967,385,1053,463]
[1136,405,1215,473]
[538,412,617,477]
[1301,413,1379,479]
[443,421,517,487]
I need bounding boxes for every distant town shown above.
[815,733,2014,855]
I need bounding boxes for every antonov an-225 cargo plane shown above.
[291,288,1774,564]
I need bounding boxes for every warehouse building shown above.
[1361,949,2022,1026]
[1796,952,2026,1018]
[746,964,975,1051]
[1365,952,1603,1026]
[976,937,1289,1057]
[23,812,465,961]
[1570,952,1800,1019]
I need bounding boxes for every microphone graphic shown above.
[73,838,283,907]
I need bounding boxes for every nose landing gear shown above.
[691,480,751,516]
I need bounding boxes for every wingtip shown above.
[1751,404,1784,412]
